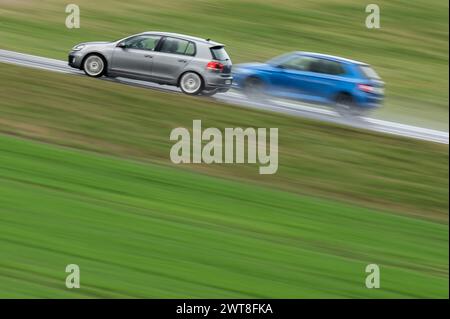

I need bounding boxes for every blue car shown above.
[232,52,384,115]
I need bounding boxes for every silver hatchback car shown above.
[68,32,233,96]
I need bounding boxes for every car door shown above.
[110,35,161,78]
[150,37,195,83]
[268,55,315,99]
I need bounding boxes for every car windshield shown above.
[359,65,381,79]
[210,46,230,61]
[267,53,293,66]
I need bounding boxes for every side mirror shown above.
[117,42,127,48]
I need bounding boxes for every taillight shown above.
[358,84,374,93]
[207,61,224,71]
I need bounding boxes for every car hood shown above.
[80,41,112,46]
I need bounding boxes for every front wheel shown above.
[83,54,105,78]
[179,72,204,95]
[335,94,363,117]
[243,77,266,100]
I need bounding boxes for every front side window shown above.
[159,37,195,56]
[123,35,161,51]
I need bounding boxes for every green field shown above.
[0,135,448,298]
[0,62,448,298]
[0,0,448,129]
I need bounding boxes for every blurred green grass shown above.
[0,134,448,298]
[0,63,448,221]
[0,0,448,128]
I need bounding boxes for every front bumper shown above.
[68,51,83,69]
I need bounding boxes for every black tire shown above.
[335,94,362,117]
[179,72,204,95]
[83,54,106,78]
[243,77,266,100]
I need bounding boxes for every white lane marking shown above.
[370,127,447,143]
[0,49,448,144]
[219,95,449,144]
[223,91,242,98]
[0,49,68,67]
[0,57,75,74]
[363,117,449,138]
[271,99,338,116]
[229,94,448,139]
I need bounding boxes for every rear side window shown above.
[307,58,345,75]
[185,42,196,56]
[359,65,381,79]
[210,46,230,61]
[324,60,345,75]
[160,37,196,56]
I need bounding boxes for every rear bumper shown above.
[354,91,384,109]
[205,74,233,90]
[355,99,383,108]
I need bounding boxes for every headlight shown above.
[72,44,86,51]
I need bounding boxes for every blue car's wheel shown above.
[335,94,365,117]
[243,77,266,100]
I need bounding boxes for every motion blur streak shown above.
[0,0,447,299]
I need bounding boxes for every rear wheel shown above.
[243,77,266,100]
[83,54,105,78]
[179,72,203,95]
[335,94,363,117]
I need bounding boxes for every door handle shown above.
[144,55,153,58]
[178,59,187,63]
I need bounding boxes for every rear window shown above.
[210,46,230,61]
[359,65,381,79]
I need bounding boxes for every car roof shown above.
[294,51,368,65]
[140,31,224,47]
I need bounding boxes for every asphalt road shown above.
[0,48,448,144]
